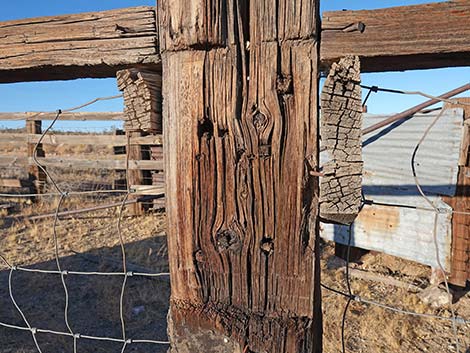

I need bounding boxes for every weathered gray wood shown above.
[320,56,363,224]
[0,179,23,188]
[0,7,160,82]
[0,112,124,121]
[0,156,163,171]
[117,68,162,133]
[161,0,321,351]
[0,133,163,146]
[321,1,470,72]
[26,120,46,194]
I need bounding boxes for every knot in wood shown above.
[216,229,241,253]
[197,117,214,139]
[252,111,268,131]
[194,250,205,263]
[276,75,293,94]
[260,237,274,255]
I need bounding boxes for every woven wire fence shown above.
[0,95,169,353]
[2,87,470,353]
[322,87,470,353]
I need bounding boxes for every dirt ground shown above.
[1,135,469,353]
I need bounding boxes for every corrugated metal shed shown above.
[320,108,465,270]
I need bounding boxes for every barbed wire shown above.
[0,94,170,352]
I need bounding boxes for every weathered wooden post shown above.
[117,68,163,215]
[159,1,322,352]
[26,118,46,195]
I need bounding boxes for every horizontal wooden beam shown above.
[0,6,160,83]
[130,184,165,195]
[0,133,163,145]
[321,1,470,72]
[0,112,124,121]
[0,178,23,188]
[0,156,163,170]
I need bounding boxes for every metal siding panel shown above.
[320,108,464,271]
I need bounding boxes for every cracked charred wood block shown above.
[163,43,321,353]
[116,68,162,133]
[0,7,160,83]
[320,56,363,225]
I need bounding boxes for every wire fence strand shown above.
[0,94,170,351]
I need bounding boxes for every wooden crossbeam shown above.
[0,133,163,146]
[0,7,160,83]
[0,112,123,121]
[0,156,163,171]
[321,1,470,72]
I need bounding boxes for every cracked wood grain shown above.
[160,0,322,351]
[320,56,363,225]
[0,7,160,82]
[117,68,162,133]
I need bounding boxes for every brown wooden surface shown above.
[126,131,146,215]
[161,0,321,351]
[0,7,160,83]
[320,56,363,224]
[0,179,23,188]
[321,1,470,72]
[0,133,163,146]
[26,120,46,194]
[117,68,162,133]
[159,0,317,51]
[0,156,163,171]
[444,98,470,286]
[0,112,123,121]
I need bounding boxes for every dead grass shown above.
[1,138,470,353]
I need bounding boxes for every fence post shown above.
[159,0,322,352]
[116,68,163,216]
[26,118,46,196]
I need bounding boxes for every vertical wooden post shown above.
[117,68,163,216]
[26,119,46,195]
[443,98,470,286]
[160,1,322,352]
[126,130,146,215]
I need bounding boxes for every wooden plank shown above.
[0,156,163,171]
[130,184,165,196]
[0,112,124,121]
[0,7,160,83]
[161,0,321,351]
[321,1,470,72]
[0,179,22,188]
[0,133,163,146]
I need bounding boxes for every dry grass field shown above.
[1,133,470,353]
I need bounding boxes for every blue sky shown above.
[1,0,468,130]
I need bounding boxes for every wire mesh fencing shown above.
[0,95,169,353]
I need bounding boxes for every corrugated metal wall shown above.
[321,108,465,272]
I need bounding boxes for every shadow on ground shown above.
[0,237,170,353]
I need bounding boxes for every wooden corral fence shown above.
[2,1,470,352]
[0,111,164,214]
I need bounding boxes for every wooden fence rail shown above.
[0,112,164,209]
